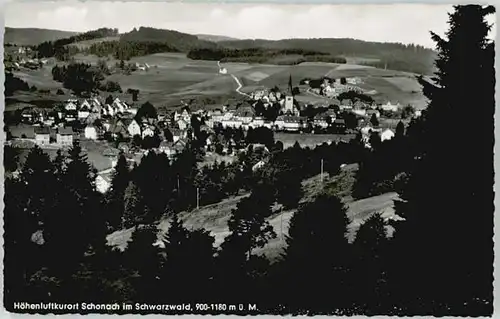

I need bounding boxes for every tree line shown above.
[187,47,347,65]
[35,28,119,60]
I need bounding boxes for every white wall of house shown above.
[84,127,98,140]
[128,121,141,136]
[96,176,110,194]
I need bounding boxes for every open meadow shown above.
[8,52,426,111]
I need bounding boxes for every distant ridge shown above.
[196,34,240,42]
[5,27,79,45]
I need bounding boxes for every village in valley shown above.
[3,2,495,316]
[6,68,419,194]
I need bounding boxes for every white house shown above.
[381,102,400,112]
[127,120,141,137]
[381,128,395,141]
[34,127,50,146]
[84,125,98,140]
[250,117,265,128]
[283,117,302,132]
[78,108,91,120]
[177,119,189,130]
[65,102,78,111]
[96,174,112,193]
[313,115,329,129]
[222,119,243,129]
[142,126,155,139]
[252,160,266,172]
[352,109,367,117]
[56,127,74,147]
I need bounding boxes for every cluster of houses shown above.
[10,96,142,148]
[360,125,396,148]
[309,78,366,98]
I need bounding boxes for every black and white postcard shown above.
[2,1,496,316]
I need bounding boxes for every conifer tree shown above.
[392,5,495,315]
[106,153,129,230]
[217,194,276,301]
[4,177,41,306]
[19,146,58,223]
[395,121,405,138]
[124,225,162,302]
[370,113,379,127]
[281,194,351,312]
[122,181,148,228]
[161,214,216,303]
[351,214,390,314]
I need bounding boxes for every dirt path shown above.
[218,60,251,98]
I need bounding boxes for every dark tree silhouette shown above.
[351,214,391,314]
[370,113,379,127]
[106,153,130,230]
[391,5,495,315]
[281,194,352,313]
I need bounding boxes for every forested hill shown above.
[6,25,436,74]
[4,27,78,45]
[219,38,437,74]
[120,27,219,51]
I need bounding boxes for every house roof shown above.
[171,128,182,136]
[34,126,50,135]
[334,119,346,124]
[9,125,35,139]
[96,173,113,184]
[58,127,74,135]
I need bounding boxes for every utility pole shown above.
[320,159,324,183]
[280,207,284,241]
[177,175,180,193]
[196,187,200,209]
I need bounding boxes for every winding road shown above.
[218,61,251,98]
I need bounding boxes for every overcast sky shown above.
[4,1,496,49]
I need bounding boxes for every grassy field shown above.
[107,163,404,261]
[275,133,356,149]
[8,52,427,110]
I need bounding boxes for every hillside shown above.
[120,27,219,51]
[196,34,240,42]
[107,164,404,261]
[5,27,79,45]
[219,38,437,75]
